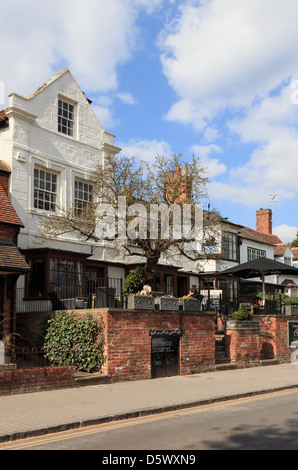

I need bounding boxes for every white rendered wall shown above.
[2,70,121,263]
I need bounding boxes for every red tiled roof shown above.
[292,247,298,260]
[274,242,290,257]
[0,244,30,272]
[0,110,7,120]
[0,185,24,227]
[238,225,282,245]
[0,160,11,173]
[281,279,298,287]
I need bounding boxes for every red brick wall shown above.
[258,315,297,362]
[0,174,9,196]
[0,222,16,241]
[100,309,215,381]
[0,366,75,396]
[219,314,298,364]
[225,326,261,364]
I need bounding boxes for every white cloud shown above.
[273,225,297,243]
[119,138,172,162]
[117,92,137,105]
[92,104,120,130]
[202,126,221,144]
[0,0,165,104]
[207,181,270,208]
[157,1,298,210]
[159,0,298,130]
[224,82,298,203]
[190,144,226,178]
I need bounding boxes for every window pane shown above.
[58,99,75,136]
[33,168,57,212]
[74,179,93,214]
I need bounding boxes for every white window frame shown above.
[33,166,58,212]
[222,232,238,261]
[58,97,76,137]
[247,246,266,262]
[74,178,93,215]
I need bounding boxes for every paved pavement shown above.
[1,363,298,443]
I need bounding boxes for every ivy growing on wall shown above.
[41,311,105,373]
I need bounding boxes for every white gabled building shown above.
[0,69,127,310]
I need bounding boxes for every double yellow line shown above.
[1,388,297,450]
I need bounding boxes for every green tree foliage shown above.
[123,266,145,295]
[42,311,105,373]
[291,231,298,247]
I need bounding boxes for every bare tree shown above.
[39,153,222,281]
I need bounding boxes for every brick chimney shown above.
[256,208,272,235]
[168,165,191,204]
[0,161,11,196]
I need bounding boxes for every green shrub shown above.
[256,292,298,306]
[279,294,298,306]
[232,305,254,321]
[123,266,145,295]
[41,311,105,373]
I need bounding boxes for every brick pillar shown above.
[225,321,261,364]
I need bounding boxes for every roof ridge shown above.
[239,224,282,245]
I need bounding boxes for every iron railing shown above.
[1,347,50,370]
[238,293,283,315]
[16,277,124,313]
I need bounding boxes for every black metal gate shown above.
[150,331,181,378]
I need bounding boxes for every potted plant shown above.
[179,295,202,311]
[226,305,259,329]
[155,295,179,311]
[123,267,155,309]
[127,292,155,310]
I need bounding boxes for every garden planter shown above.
[155,297,179,310]
[179,299,201,311]
[284,306,298,316]
[225,320,260,330]
[127,295,155,310]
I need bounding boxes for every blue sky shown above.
[1,0,298,242]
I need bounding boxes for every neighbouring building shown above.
[0,69,128,313]
[0,161,30,340]
[197,208,297,309]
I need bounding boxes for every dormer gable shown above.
[6,69,119,151]
[275,242,293,265]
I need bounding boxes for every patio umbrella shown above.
[219,257,298,304]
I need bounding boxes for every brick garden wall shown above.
[258,315,298,362]
[8,309,298,396]
[0,366,75,396]
[218,314,298,364]
[100,309,216,381]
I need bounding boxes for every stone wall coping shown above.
[225,320,260,330]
